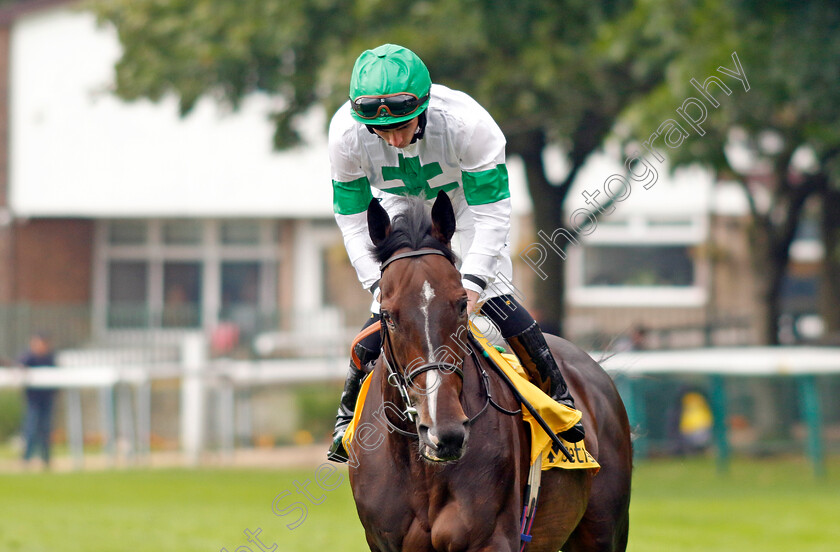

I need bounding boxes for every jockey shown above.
[327,44,584,463]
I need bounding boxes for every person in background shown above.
[19,332,57,468]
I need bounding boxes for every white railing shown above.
[4,342,840,471]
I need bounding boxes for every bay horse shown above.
[347,192,632,552]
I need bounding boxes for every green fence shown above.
[614,372,840,476]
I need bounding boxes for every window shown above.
[107,261,148,328]
[96,220,280,333]
[583,246,694,287]
[220,220,260,245]
[567,215,707,307]
[163,220,202,245]
[162,262,202,328]
[108,220,146,245]
[221,262,261,335]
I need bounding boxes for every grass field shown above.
[1,456,838,551]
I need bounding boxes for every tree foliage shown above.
[617,0,840,343]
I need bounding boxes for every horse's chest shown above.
[361,480,515,552]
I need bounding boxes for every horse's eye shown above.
[458,298,468,317]
[382,310,396,328]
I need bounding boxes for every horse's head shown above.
[368,191,471,462]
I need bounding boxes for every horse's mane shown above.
[371,197,459,265]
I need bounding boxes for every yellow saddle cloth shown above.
[343,323,599,472]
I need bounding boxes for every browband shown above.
[379,249,448,273]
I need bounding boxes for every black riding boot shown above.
[506,321,586,443]
[326,342,379,463]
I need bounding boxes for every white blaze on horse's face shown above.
[420,281,436,362]
[420,280,440,433]
[425,371,440,443]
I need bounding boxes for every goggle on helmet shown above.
[349,44,432,126]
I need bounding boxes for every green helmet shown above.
[349,44,432,125]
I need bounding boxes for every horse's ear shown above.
[367,198,391,246]
[431,190,456,244]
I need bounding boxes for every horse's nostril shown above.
[418,424,440,446]
[418,422,468,461]
[438,427,466,451]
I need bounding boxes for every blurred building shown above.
[0,0,536,358]
[0,0,339,356]
[0,0,823,359]
[557,157,756,349]
[556,150,823,350]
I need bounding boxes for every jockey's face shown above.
[372,117,419,149]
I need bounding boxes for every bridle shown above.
[377,248,519,437]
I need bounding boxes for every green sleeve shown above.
[461,164,510,205]
[332,176,374,215]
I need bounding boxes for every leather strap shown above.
[380,249,448,272]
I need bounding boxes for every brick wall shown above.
[0,25,11,302]
[13,218,93,303]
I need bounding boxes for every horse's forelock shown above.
[372,197,458,265]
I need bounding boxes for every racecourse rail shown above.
[1,340,838,476]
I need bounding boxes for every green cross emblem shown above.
[381,154,458,197]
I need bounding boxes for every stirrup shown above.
[327,436,350,463]
[559,423,585,443]
[554,397,585,443]
[326,417,353,463]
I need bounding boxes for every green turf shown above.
[628,456,840,552]
[0,466,365,552]
[0,456,837,551]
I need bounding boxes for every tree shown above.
[88,0,684,334]
[821,187,840,341]
[618,0,840,344]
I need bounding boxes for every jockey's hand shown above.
[466,289,480,315]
